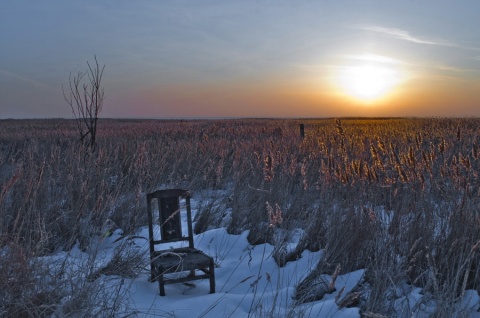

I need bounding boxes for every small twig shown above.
[247,183,271,194]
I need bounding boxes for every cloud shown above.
[362,26,455,47]
[341,54,404,65]
[0,69,60,93]
[429,64,480,76]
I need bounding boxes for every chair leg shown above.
[159,274,166,296]
[150,265,156,282]
[209,261,215,294]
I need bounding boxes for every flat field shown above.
[1,118,480,316]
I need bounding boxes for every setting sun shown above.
[335,56,403,103]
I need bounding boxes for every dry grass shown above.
[2,117,480,316]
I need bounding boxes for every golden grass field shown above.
[1,117,480,315]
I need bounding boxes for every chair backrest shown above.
[146,189,194,253]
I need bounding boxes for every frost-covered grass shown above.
[2,118,480,317]
[19,198,363,317]
[8,192,479,317]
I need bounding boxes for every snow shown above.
[95,225,362,317]
[33,192,480,317]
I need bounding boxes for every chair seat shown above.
[152,248,213,274]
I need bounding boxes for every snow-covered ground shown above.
[38,192,480,317]
[127,228,360,317]
[59,230,362,317]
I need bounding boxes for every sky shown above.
[1,0,480,119]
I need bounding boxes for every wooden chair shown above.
[146,189,215,296]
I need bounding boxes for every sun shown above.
[335,57,402,103]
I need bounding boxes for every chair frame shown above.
[146,189,215,296]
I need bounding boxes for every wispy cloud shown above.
[362,26,455,47]
[0,69,60,92]
[341,53,404,65]
[430,63,480,74]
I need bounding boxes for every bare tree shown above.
[63,56,105,151]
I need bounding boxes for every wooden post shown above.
[299,124,305,139]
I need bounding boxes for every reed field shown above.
[1,117,480,317]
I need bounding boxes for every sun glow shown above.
[335,55,403,103]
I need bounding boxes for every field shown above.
[1,118,480,317]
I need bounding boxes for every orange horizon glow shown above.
[105,64,480,119]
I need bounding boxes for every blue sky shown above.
[1,0,480,118]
